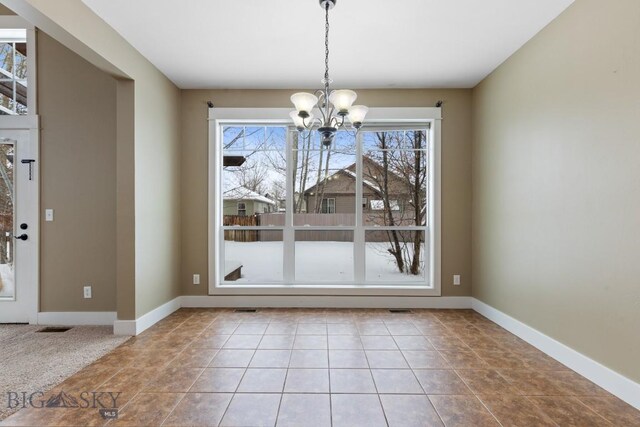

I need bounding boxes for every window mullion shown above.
[283,129,295,284]
[216,122,224,287]
[354,132,365,283]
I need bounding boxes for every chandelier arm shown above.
[316,90,328,124]
[329,107,337,123]
[317,101,328,124]
[305,117,321,130]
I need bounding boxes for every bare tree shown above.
[236,158,269,194]
[365,130,427,275]
[270,179,286,211]
[294,132,313,213]
[313,144,335,213]
[369,132,405,272]
[224,127,285,196]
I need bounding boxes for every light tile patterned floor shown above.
[2,308,639,426]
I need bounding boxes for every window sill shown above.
[209,284,441,297]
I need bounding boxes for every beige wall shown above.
[181,89,473,296]
[115,79,136,319]
[4,0,182,319]
[37,31,117,312]
[472,0,640,382]
[132,72,181,318]
[0,4,15,14]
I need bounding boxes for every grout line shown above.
[26,308,629,426]
[518,395,562,427]
[360,342,390,426]
[110,311,220,425]
[158,391,189,427]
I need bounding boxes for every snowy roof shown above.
[342,169,382,192]
[223,177,275,205]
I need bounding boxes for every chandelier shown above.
[290,0,369,146]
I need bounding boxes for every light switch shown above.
[45,209,54,222]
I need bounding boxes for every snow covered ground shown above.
[0,263,14,298]
[224,241,426,283]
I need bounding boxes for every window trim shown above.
[209,107,442,297]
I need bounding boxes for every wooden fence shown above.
[223,215,260,242]
[223,213,421,243]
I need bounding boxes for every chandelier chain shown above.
[324,2,330,91]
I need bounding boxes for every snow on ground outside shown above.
[224,241,426,283]
[0,263,14,298]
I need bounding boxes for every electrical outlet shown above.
[45,209,54,222]
[193,274,200,285]
[453,275,461,286]
[83,285,92,299]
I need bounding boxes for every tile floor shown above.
[2,308,639,426]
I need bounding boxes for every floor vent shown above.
[389,309,412,313]
[234,308,258,313]
[37,327,72,333]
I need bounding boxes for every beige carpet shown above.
[0,324,129,420]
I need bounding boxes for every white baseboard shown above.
[113,297,181,336]
[180,295,472,309]
[112,319,136,336]
[471,298,640,411]
[37,311,116,326]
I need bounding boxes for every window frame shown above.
[209,108,442,297]
[321,197,336,214]
[0,17,36,116]
[237,201,247,216]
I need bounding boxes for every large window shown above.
[212,108,440,293]
[0,29,28,115]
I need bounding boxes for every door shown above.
[0,125,38,323]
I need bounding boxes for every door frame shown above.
[0,115,39,323]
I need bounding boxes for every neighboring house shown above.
[303,156,421,225]
[278,192,307,213]
[223,184,276,216]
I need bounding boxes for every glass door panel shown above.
[0,141,13,299]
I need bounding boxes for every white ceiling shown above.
[81,0,573,89]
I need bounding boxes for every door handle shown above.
[14,234,28,241]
